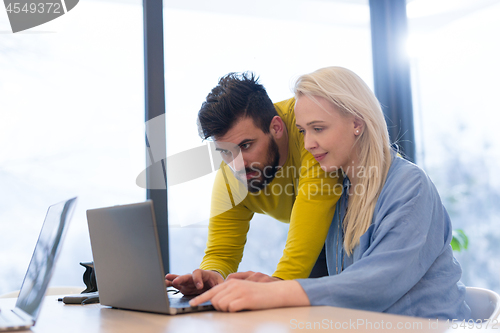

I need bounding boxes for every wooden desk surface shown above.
[0,296,492,332]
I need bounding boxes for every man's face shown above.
[214,117,280,193]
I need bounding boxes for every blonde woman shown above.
[190,67,471,320]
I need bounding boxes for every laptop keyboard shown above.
[168,296,212,309]
[0,309,30,330]
[168,296,194,308]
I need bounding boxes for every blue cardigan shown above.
[297,153,471,320]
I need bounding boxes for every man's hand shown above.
[226,271,281,282]
[189,279,310,312]
[165,269,224,296]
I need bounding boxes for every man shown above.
[166,72,340,295]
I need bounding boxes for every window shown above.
[408,0,500,290]
[0,0,145,294]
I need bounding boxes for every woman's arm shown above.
[189,279,310,312]
[297,161,456,314]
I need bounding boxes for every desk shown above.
[0,296,490,332]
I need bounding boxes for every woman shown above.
[189,66,471,319]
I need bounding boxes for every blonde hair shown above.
[294,66,392,255]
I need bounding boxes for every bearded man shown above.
[166,72,340,295]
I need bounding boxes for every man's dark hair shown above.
[198,72,278,140]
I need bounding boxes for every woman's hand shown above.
[189,279,310,312]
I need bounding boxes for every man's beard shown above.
[237,137,280,193]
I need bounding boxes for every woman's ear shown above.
[269,116,285,139]
[353,117,364,136]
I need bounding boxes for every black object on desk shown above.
[80,262,98,293]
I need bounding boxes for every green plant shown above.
[451,229,468,252]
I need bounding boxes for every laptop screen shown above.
[15,198,77,319]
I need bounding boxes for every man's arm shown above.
[168,166,254,294]
[199,165,254,278]
[273,141,341,279]
[165,269,224,296]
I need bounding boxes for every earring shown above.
[355,130,360,135]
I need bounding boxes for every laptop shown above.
[0,197,77,331]
[86,200,213,315]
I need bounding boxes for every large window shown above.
[0,0,145,294]
[163,0,373,275]
[408,0,500,291]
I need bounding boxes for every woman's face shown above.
[295,95,361,173]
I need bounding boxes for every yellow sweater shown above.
[199,98,341,280]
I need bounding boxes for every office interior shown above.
[1,0,499,300]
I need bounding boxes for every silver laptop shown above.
[0,197,77,331]
[86,200,213,315]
